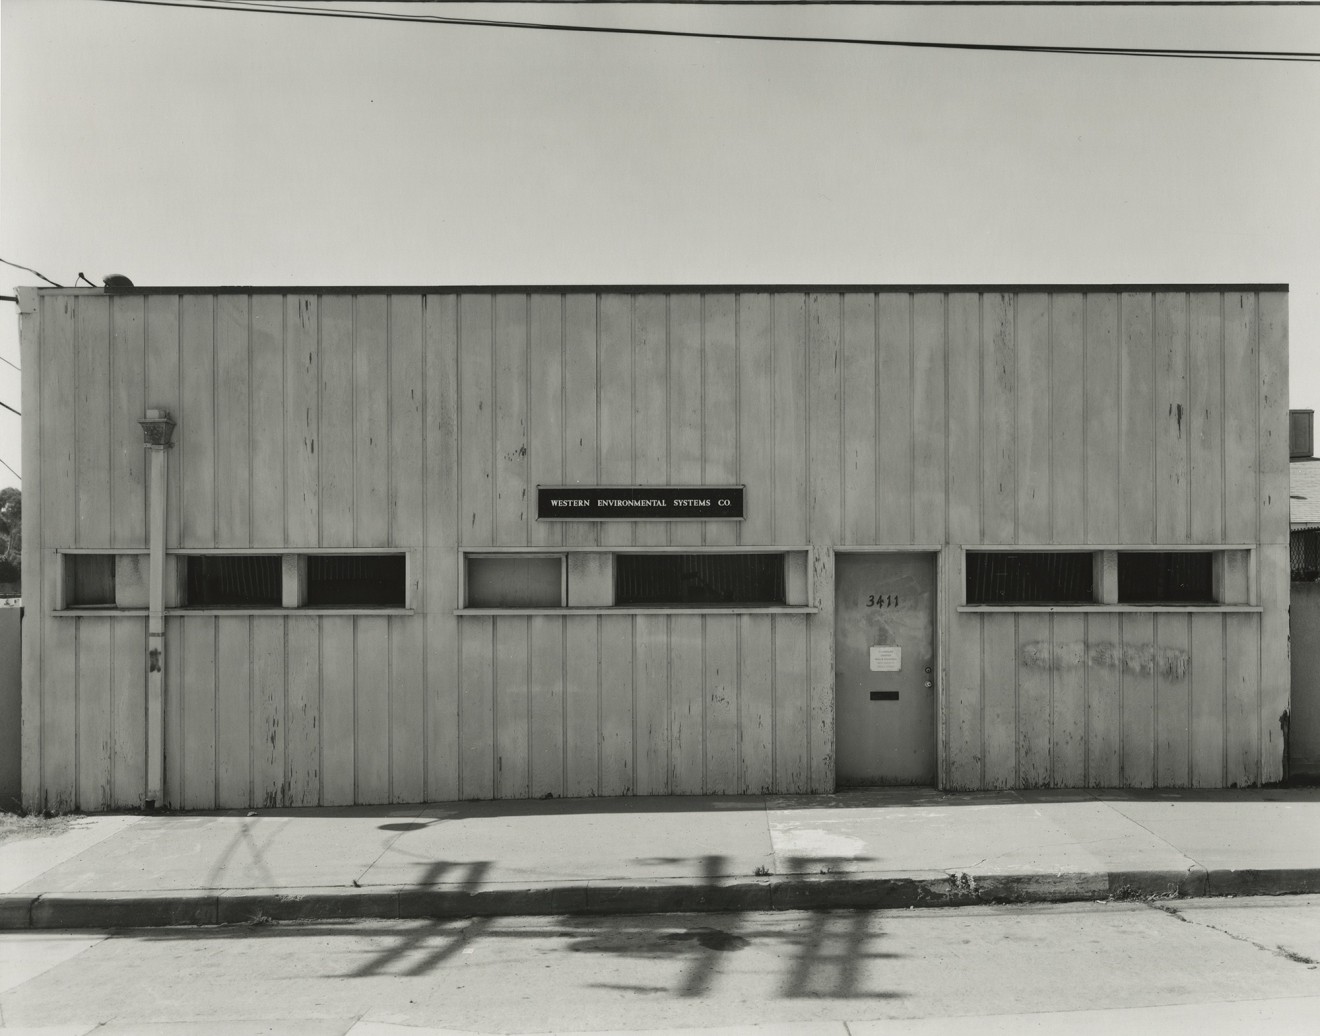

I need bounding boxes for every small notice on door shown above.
[870,646,901,672]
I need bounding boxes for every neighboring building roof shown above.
[1292,459,1320,530]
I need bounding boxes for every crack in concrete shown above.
[1097,800,1202,872]
[354,804,433,886]
[1151,903,1319,968]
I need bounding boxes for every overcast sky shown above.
[3,0,1319,491]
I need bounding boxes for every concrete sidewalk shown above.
[3,788,1319,930]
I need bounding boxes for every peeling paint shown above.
[1021,640,1190,679]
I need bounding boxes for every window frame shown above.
[455,546,817,615]
[54,548,414,616]
[956,545,1260,613]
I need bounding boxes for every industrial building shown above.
[17,284,1290,811]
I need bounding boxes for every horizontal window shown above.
[307,554,406,608]
[616,552,786,606]
[65,554,117,608]
[57,551,410,612]
[186,555,282,608]
[964,548,1250,608]
[1118,551,1213,604]
[466,555,564,608]
[966,552,1093,605]
[457,549,811,611]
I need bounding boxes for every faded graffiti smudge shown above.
[1020,641,1189,680]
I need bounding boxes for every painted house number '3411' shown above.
[866,594,900,607]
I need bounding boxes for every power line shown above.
[0,356,19,373]
[0,258,62,289]
[238,1,1320,6]
[0,457,19,483]
[0,401,19,417]
[99,0,1320,60]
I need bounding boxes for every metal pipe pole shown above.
[140,409,175,808]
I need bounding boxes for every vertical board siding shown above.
[285,295,319,547]
[561,296,601,795]
[320,296,355,549]
[491,297,531,798]
[215,616,251,807]
[251,618,285,807]
[1015,294,1051,544]
[807,295,842,792]
[40,296,77,811]
[1257,292,1289,784]
[424,295,460,803]
[285,616,321,806]
[737,295,774,790]
[250,295,285,547]
[355,617,391,803]
[388,296,425,803]
[74,299,113,810]
[875,295,913,544]
[27,288,1288,810]
[108,295,148,809]
[1189,294,1225,545]
[1119,293,1156,545]
[841,294,877,545]
[111,618,146,807]
[1154,293,1190,545]
[1083,294,1121,544]
[1050,295,1085,545]
[944,294,983,790]
[179,297,216,549]
[529,615,566,798]
[20,290,44,812]
[912,294,947,546]
[180,616,217,808]
[215,295,251,548]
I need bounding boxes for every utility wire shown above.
[0,259,61,289]
[0,457,19,483]
[329,1,1320,5]
[201,0,1320,6]
[100,0,1320,60]
[0,356,19,374]
[0,401,19,417]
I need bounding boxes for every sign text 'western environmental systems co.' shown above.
[536,486,745,521]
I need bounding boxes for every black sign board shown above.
[537,486,745,521]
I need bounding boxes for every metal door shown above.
[834,552,936,786]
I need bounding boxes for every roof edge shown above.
[28,282,1293,296]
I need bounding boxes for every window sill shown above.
[455,606,820,616]
[957,604,1261,613]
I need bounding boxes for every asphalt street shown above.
[2,896,1319,1034]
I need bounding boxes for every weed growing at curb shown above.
[0,810,74,844]
[1109,884,1181,903]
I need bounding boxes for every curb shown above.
[2,868,1315,930]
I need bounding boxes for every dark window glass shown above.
[67,554,116,607]
[307,554,406,607]
[1291,530,1320,583]
[1117,552,1214,603]
[615,553,785,606]
[466,555,563,608]
[185,555,281,607]
[966,552,1094,604]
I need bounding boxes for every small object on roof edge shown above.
[102,274,134,288]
